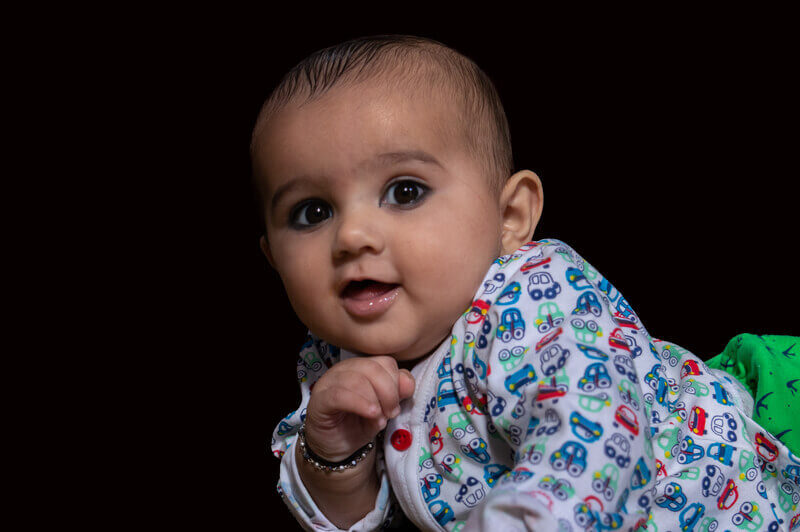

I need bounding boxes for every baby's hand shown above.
[303,356,416,462]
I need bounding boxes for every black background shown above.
[92,10,797,530]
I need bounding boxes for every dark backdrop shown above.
[129,14,796,530]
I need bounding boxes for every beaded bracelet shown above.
[296,424,376,472]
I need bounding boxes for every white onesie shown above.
[271,239,800,531]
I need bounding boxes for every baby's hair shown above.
[251,34,514,197]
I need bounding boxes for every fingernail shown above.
[378,417,387,428]
[391,407,400,418]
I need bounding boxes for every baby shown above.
[253,36,800,531]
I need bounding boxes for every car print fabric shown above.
[272,239,800,531]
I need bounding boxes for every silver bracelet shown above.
[296,424,376,472]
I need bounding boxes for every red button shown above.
[390,429,412,451]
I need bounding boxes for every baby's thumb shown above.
[398,369,416,400]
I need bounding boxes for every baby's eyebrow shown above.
[368,150,443,169]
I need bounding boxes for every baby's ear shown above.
[499,170,543,254]
[259,234,276,268]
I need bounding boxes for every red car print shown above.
[717,479,739,510]
[612,311,638,329]
[536,326,563,351]
[521,256,551,272]
[755,432,779,462]
[537,377,568,402]
[609,328,630,352]
[613,404,639,437]
[466,300,491,324]
[688,406,708,436]
[430,424,444,455]
[680,359,702,379]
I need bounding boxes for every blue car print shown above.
[437,377,459,411]
[577,343,609,361]
[420,473,443,503]
[496,281,521,305]
[679,502,705,531]
[461,437,490,464]
[497,308,525,342]
[631,457,652,490]
[505,364,536,395]
[569,411,604,443]
[711,381,731,406]
[550,441,588,477]
[573,291,602,317]
[579,362,612,392]
[428,500,455,526]
[706,442,735,467]
[655,482,687,511]
[678,436,705,465]
[483,463,511,488]
[565,267,593,291]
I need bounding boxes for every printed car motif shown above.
[505,363,537,395]
[688,406,708,436]
[447,411,476,441]
[678,436,706,465]
[498,345,528,371]
[535,301,564,333]
[527,271,561,300]
[656,481,687,511]
[497,308,525,342]
[420,472,443,502]
[440,453,464,481]
[576,343,609,361]
[570,410,604,443]
[538,475,575,500]
[573,291,602,317]
[550,441,588,477]
[571,317,603,344]
[613,354,637,382]
[679,502,706,531]
[461,437,490,464]
[579,362,612,392]
[592,463,620,501]
[604,432,632,468]
[482,463,511,488]
[496,281,522,306]
[466,299,491,325]
[539,343,570,376]
[710,412,738,442]
[454,476,485,508]
[613,404,640,438]
[731,501,763,530]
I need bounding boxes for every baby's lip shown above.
[340,279,401,300]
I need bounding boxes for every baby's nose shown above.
[332,208,385,259]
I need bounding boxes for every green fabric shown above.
[706,333,799,457]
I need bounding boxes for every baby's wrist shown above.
[297,424,377,472]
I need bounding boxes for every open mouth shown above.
[341,280,400,300]
[340,280,400,317]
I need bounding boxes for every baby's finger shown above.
[398,369,416,400]
[358,357,403,418]
[312,384,383,423]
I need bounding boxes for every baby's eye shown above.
[289,199,332,228]
[382,179,429,206]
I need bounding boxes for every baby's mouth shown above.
[341,280,400,301]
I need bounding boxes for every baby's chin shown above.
[339,332,449,367]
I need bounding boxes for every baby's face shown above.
[253,81,505,363]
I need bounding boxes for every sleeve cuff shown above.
[278,441,393,531]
